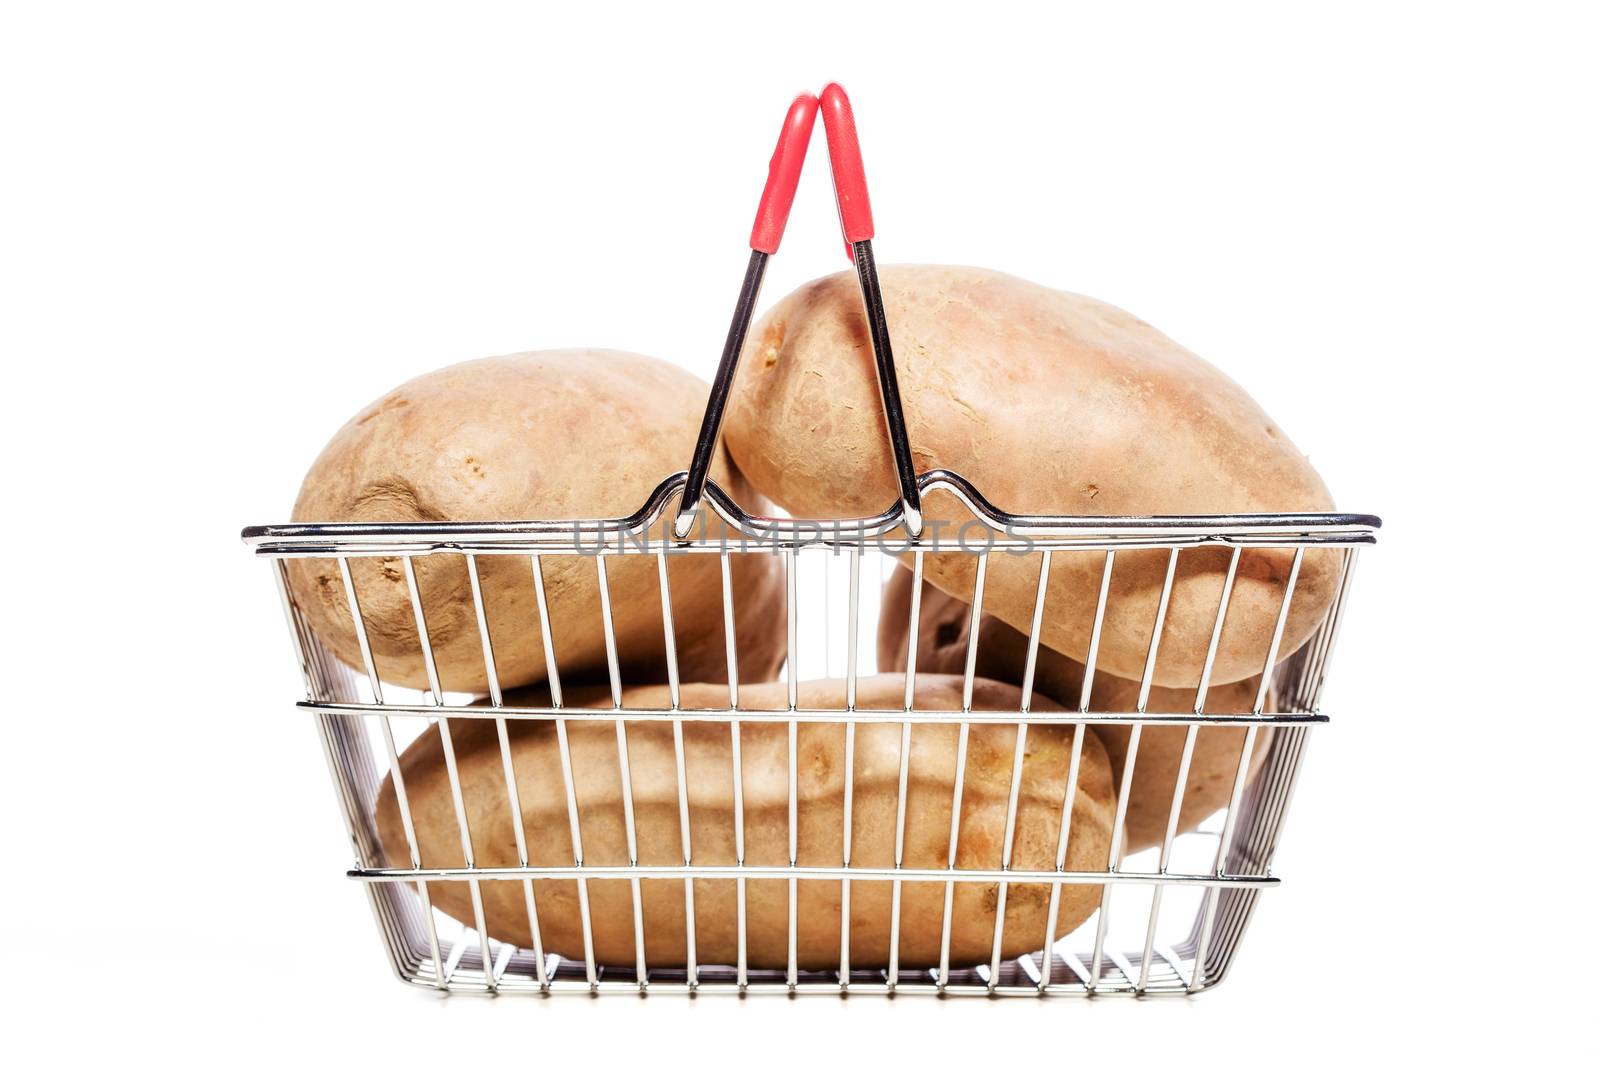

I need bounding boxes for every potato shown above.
[723,266,1339,687]
[287,350,785,695]
[375,674,1116,971]
[877,569,1269,857]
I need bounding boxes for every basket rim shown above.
[241,468,1381,554]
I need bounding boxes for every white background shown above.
[3,0,1596,1060]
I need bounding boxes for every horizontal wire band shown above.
[393,975,1197,997]
[301,701,1327,728]
[348,864,1279,888]
[243,534,1369,559]
[245,470,1379,554]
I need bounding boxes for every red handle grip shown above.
[819,82,875,256]
[749,92,819,255]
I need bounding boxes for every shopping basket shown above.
[241,84,1380,997]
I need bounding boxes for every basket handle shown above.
[819,81,874,254]
[673,84,924,541]
[819,83,922,535]
[749,92,819,255]
[673,93,819,541]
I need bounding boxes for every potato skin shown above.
[877,569,1269,857]
[723,266,1339,686]
[375,675,1116,971]
[286,350,784,694]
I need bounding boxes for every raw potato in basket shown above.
[286,350,786,695]
[722,265,1340,688]
[877,568,1271,857]
[376,675,1117,971]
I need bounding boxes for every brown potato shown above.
[877,568,1269,857]
[723,266,1339,687]
[287,350,785,694]
[376,675,1116,970]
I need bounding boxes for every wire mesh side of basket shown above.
[246,476,1375,997]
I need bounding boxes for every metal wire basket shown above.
[244,476,1375,997]
[241,84,1379,997]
